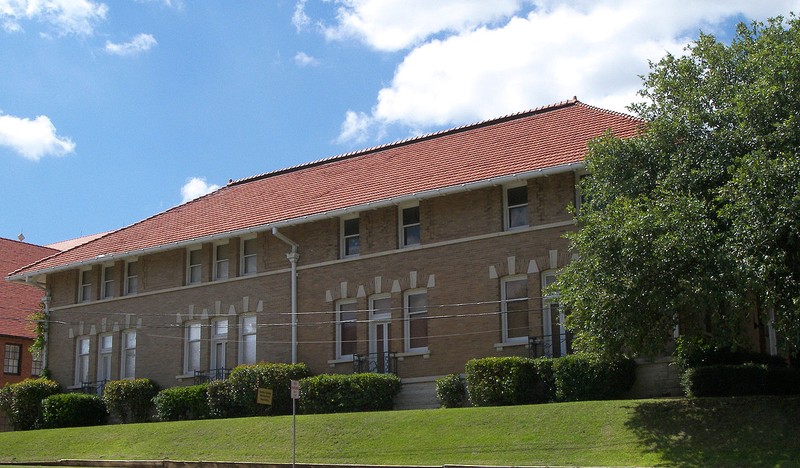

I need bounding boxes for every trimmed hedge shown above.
[435,374,467,408]
[465,355,636,406]
[465,357,548,406]
[682,364,800,397]
[42,393,107,428]
[103,378,159,423]
[674,336,787,371]
[207,362,312,418]
[299,373,401,414]
[0,378,60,430]
[153,384,210,421]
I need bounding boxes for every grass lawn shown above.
[1,396,798,467]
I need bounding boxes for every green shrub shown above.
[42,393,107,428]
[551,354,636,402]
[153,384,210,421]
[207,362,312,418]
[435,374,467,408]
[674,336,787,371]
[299,373,401,414]
[0,378,60,430]
[103,379,159,423]
[682,364,800,397]
[465,357,546,406]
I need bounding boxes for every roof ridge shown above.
[228,98,580,187]
[0,237,57,251]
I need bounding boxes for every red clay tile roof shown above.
[0,238,58,338]
[9,99,642,279]
[46,231,114,251]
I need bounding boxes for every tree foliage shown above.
[557,15,800,359]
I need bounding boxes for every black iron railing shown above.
[528,333,573,358]
[353,352,398,374]
[77,379,108,395]
[194,367,232,384]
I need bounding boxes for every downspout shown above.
[271,228,299,364]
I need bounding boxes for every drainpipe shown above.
[271,228,299,364]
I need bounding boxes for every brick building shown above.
[7,99,642,402]
[1,238,57,387]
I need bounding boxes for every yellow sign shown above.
[257,388,273,405]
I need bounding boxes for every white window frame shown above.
[399,203,421,248]
[213,242,230,280]
[501,274,529,344]
[101,263,115,300]
[97,333,113,382]
[78,267,93,303]
[121,330,136,379]
[541,270,566,357]
[210,318,228,371]
[74,337,90,386]
[187,246,203,285]
[3,343,21,375]
[340,215,360,258]
[336,299,358,360]
[240,235,258,276]
[404,289,429,353]
[124,259,138,296]
[184,321,202,375]
[503,182,529,230]
[238,314,257,365]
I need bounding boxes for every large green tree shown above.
[557,15,800,359]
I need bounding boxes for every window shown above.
[102,265,115,299]
[542,271,569,357]
[125,260,138,295]
[501,275,529,343]
[211,319,228,371]
[504,184,529,230]
[404,290,428,352]
[31,350,42,377]
[184,322,202,374]
[341,216,360,257]
[214,243,229,280]
[121,331,136,379]
[97,334,113,382]
[241,237,258,276]
[187,248,203,284]
[400,204,421,247]
[3,344,21,375]
[575,172,589,213]
[239,315,257,365]
[79,268,92,302]
[75,337,90,386]
[336,300,358,359]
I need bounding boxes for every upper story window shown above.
[102,264,115,300]
[79,268,93,303]
[214,243,230,280]
[240,237,258,276]
[504,183,529,230]
[400,204,421,247]
[404,290,428,353]
[336,299,358,359]
[125,260,138,295]
[575,172,589,214]
[501,275,529,343]
[187,247,203,285]
[3,344,21,375]
[341,216,360,258]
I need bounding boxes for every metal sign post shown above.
[291,380,300,468]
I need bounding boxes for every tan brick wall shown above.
[45,172,579,389]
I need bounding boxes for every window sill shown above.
[494,340,527,351]
[327,357,354,367]
[397,350,430,360]
[175,373,196,380]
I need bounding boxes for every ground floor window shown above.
[75,337,90,386]
[121,330,136,379]
[239,315,257,365]
[3,344,21,375]
[97,334,113,381]
[184,322,201,374]
[501,275,529,343]
[336,300,358,359]
[404,290,428,352]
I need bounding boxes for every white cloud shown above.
[323,0,526,51]
[0,113,75,161]
[294,51,319,67]
[292,0,311,32]
[0,0,108,35]
[104,33,157,56]
[333,0,800,143]
[181,177,220,203]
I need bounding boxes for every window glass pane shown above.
[242,315,257,334]
[409,315,428,349]
[214,319,228,336]
[345,236,360,256]
[189,323,201,341]
[341,322,357,356]
[216,244,229,260]
[372,297,391,317]
[507,185,528,206]
[344,218,359,236]
[408,292,427,312]
[190,265,202,283]
[509,205,528,228]
[126,331,136,348]
[188,342,200,372]
[403,206,420,225]
[404,225,421,246]
[244,238,257,256]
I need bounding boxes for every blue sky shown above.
[1,0,798,247]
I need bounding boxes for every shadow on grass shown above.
[625,395,800,467]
